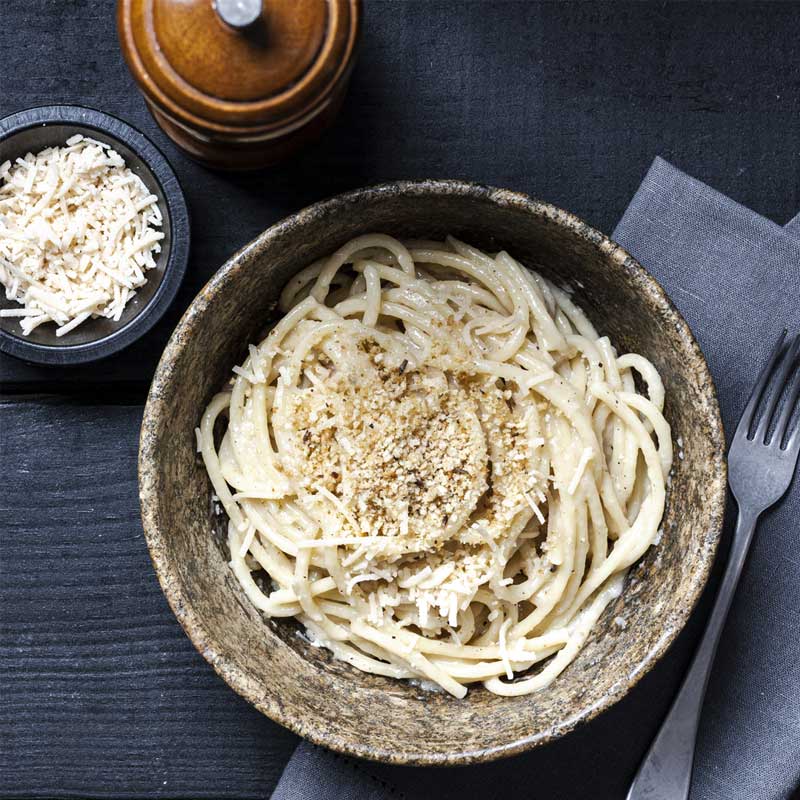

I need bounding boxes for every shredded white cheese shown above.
[498,618,514,680]
[567,447,594,495]
[238,524,257,557]
[0,135,164,335]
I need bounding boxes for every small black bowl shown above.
[0,105,189,365]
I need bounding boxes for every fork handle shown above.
[626,508,758,800]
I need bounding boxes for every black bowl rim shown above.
[139,179,727,765]
[0,104,190,366]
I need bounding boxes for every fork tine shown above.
[737,329,786,438]
[776,363,800,449]
[754,332,800,442]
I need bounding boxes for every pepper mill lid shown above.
[118,0,361,168]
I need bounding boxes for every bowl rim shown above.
[139,179,727,765]
[0,104,190,365]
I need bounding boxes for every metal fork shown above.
[627,329,800,800]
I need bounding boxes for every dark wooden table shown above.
[2,2,799,798]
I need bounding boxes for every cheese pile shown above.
[274,334,546,632]
[0,135,164,336]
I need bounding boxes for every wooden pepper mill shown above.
[118,0,361,169]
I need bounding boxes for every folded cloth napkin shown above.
[272,158,800,800]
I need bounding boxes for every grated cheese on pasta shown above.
[197,234,673,698]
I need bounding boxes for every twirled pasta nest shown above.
[197,234,671,698]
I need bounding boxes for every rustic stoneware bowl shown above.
[139,181,726,765]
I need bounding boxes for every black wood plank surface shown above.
[0,402,298,799]
[1,0,799,393]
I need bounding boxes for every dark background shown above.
[1,1,799,798]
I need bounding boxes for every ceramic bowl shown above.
[139,181,726,765]
[0,105,189,365]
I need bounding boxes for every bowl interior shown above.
[140,183,725,765]
[0,122,173,348]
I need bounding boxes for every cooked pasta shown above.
[197,234,672,698]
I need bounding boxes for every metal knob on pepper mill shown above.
[117,0,361,170]
[215,0,263,29]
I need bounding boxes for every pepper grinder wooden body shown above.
[118,0,361,170]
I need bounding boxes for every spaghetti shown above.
[197,234,672,698]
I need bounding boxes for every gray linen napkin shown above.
[272,159,800,800]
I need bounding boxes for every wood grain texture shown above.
[2,0,800,390]
[0,403,298,798]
